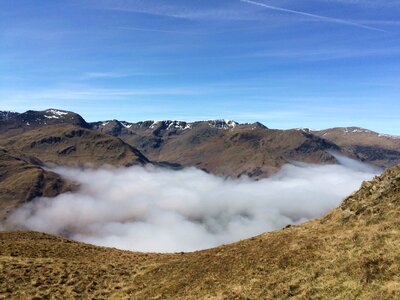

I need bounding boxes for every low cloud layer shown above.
[5,157,379,252]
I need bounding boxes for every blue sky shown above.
[1,0,399,134]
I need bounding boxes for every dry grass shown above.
[1,166,400,299]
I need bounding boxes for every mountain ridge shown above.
[2,108,400,178]
[3,108,400,139]
[0,109,89,136]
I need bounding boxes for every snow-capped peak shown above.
[208,119,238,129]
[121,121,133,129]
[341,127,372,134]
[150,121,161,129]
[147,120,191,130]
[44,109,69,119]
[95,119,240,131]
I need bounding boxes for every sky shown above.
[1,0,399,134]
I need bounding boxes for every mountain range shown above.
[1,109,400,179]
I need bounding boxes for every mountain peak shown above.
[43,109,71,119]
[0,109,89,133]
[0,111,20,121]
[91,119,242,132]
[207,119,238,129]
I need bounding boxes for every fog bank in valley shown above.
[5,157,379,252]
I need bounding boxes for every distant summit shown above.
[91,119,262,133]
[0,109,89,133]
[0,111,19,121]
[312,127,400,167]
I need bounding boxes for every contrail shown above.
[240,0,386,32]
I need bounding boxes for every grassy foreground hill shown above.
[1,166,399,299]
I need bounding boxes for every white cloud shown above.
[4,156,379,253]
[93,0,260,21]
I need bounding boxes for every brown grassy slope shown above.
[0,148,73,221]
[1,166,399,299]
[313,127,400,167]
[0,124,149,167]
[118,124,342,178]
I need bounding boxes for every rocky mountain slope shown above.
[91,119,343,177]
[0,111,19,121]
[312,127,400,167]
[2,109,399,178]
[1,165,399,299]
[0,148,74,221]
[0,124,148,167]
[0,109,150,219]
[0,109,89,136]
[90,118,400,177]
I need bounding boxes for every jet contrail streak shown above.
[240,0,386,32]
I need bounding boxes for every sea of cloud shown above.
[4,155,380,252]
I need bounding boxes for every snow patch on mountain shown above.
[208,120,238,129]
[46,109,69,117]
[121,121,133,129]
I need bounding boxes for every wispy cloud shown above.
[97,1,259,21]
[317,0,400,9]
[81,71,164,80]
[0,87,205,102]
[112,26,195,34]
[82,72,131,79]
[250,47,400,61]
[240,0,386,32]
[355,20,400,26]
[228,110,304,121]
[112,25,281,36]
